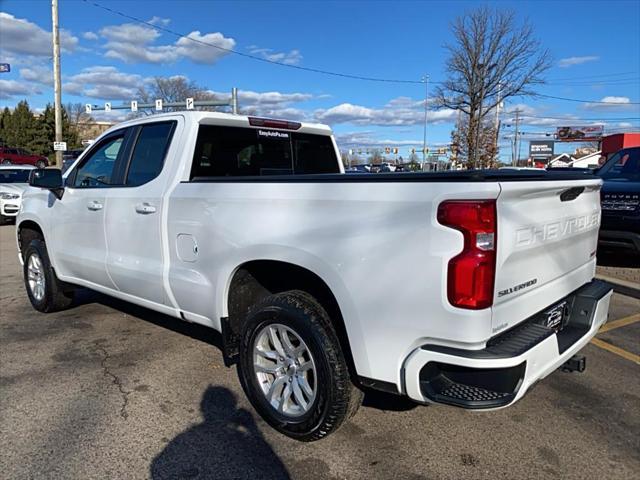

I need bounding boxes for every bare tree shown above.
[137,76,216,113]
[65,102,93,130]
[436,7,551,168]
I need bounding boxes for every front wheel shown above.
[23,239,74,312]
[1,159,11,165]
[35,160,46,169]
[237,290,362,441]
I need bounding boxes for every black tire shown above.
[1,159,11,165]
[0,214,9,225]
[35,159,46,169]
[23,238,74,313]
[237,290,363,441]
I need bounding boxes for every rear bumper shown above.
[598,229,640,255]
[403,280,612,409]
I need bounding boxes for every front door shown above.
[52,130,130,288]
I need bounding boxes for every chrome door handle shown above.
[87,200,103,211]
[135,202,157,214]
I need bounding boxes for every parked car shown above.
[0,165,35,224]
[596,146,640,259]
[18,112,611,441]
[0,147,48,169]
[380,162,396,172]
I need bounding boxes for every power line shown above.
[501,113,640,121]
[83,0,640,105]
[82,0,424,85]
[536,93,640,105]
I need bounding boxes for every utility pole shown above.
[51,0,63,168]
[422,74,429,164]
[513,109,520,166]
[494,83,502,168]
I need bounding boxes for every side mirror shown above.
[30,168,64,199]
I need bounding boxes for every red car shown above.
[0,147,49,168]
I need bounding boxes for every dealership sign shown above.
[556,125,604,142]
[529,141,555,161]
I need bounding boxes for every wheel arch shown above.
[17,219,46,260]
[223,259,360,380]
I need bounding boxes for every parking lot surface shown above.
[1,224,639,480]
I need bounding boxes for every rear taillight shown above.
[437,200,497,310]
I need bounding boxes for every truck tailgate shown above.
[492,178,602,333]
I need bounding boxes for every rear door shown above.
[104,120,178,306]
[492,177,602,331]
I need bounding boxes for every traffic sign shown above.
[131,100,138,112]
[85,104,92,113]
[53,141,67,151]
[105,102,111,112]
[155,99,163,111]
[186,97,194,110]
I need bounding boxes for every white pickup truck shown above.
[17,112,612,441]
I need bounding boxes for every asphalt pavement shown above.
[1,224,638,480]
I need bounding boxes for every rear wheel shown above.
[1,159,11,165]
[23,239,74,312]
[35,159,46,169]
[237,290,362,441]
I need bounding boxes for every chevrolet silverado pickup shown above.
[17,112,612,441]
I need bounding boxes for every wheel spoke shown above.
[298,361,313,372]
[254,363,279,374]
[267,375,287,402]
[292,378,308,409]
[298,375,314,397]
[268,326,286,357]
[278,326,296,355]
[278,383,292,412]
[256,348,278,361]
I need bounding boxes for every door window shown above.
[73,135,124,188]
[125,122,175,186]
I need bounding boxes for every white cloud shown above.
[208,89,314,119]
[558,56,599,68]
[583,96,635,110]
[19,66,53,86]
[63,66,144,100]
[335,131,425,149]
[314,99,457,126]
[0,12,78,56]
[248,46,302,65]
[98,22,235,64]
[0,79,41,99]
[83,31,99,41]
[148,16,171,26]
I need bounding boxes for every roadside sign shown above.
[131,100,138,112]
[105,102,111,112]
[186,97,194,110]
[0,63,10,73]
[53,141,67,151]
[155,99,163,111]
[85,104,92,113]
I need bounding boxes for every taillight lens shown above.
[437,200,497,309]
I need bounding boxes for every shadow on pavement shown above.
[73,289,224,350]
[362,389,418,412]
[150,385,290,480]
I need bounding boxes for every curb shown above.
[595,274,640,299]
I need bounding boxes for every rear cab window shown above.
[190,125,339,179]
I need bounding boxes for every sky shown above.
[1,0,639,162]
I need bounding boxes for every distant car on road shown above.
[379,162,396,172]
[0,147,48,169]
[596,146,640,259]
[0,165,35,224]
[62,149,85,173]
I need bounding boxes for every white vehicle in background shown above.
[0,165,35,224]
[17,112,612,441]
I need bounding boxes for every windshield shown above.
[597,148,640,180]
[0,169,31,183]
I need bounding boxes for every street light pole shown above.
[422,74,429,165]
[51,0,63,168]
